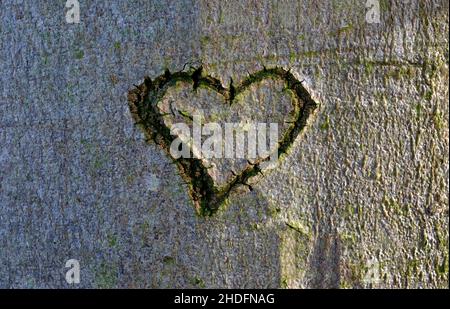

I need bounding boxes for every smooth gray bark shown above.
[0,0,448,288]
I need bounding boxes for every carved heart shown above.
[128,66,317,216]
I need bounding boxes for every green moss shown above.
[331,0,354,12]
[384,65,416,80]
[200,36,211,46]
[190,276,206,288]
[250,223,260,230]
[140,221,150,233]
[114,41,121,50]
[340,231,357,245]
[92,155,107,171]
[74,49,84,60]
[281,277,289,289]
[364,61,374,76]
[334,24,353,36]
[320,115,330,131]
[344,204,357,217]
[423,90,433,101]
[415,103,422,119]
[383,195,409,216]
[433,110,444,131]
[380,0,390,12]
[343,261,366,286]
[107,234,117,248]
[405,259,420,279]
[126,174,135,185]
[375,163,382,182]
[268,206,281,218]
[289,51,296,63]
[163,256,175,265]
[437,255,449,277]
[95,263,118,288]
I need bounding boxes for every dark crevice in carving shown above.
[128,66,317,216]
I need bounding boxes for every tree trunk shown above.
[0,0,448,288]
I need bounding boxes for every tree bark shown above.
[0,0,448,288]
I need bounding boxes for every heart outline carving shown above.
[128,66,317,216]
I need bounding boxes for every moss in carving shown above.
[128,66,317,216]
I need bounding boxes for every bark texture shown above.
[0,0,448,288]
